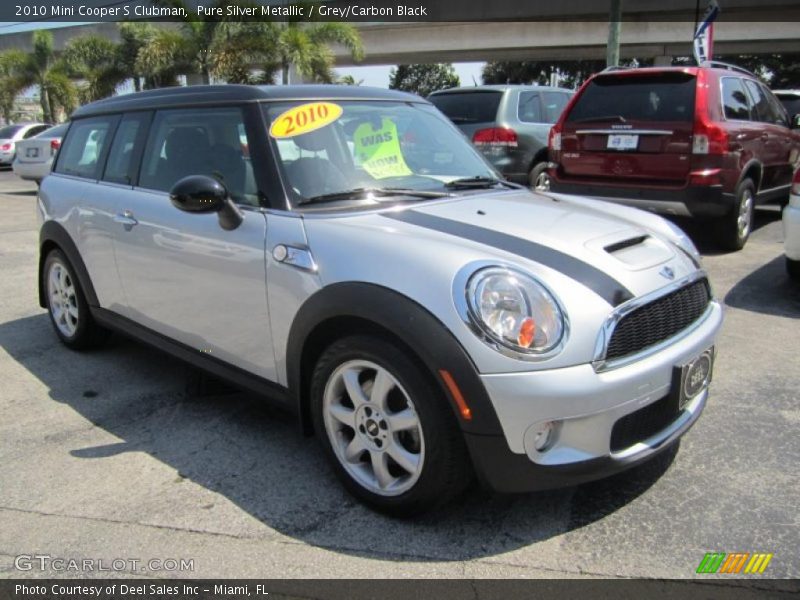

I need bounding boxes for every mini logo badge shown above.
[660,266,675,280]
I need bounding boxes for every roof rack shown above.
[701,61,756,77]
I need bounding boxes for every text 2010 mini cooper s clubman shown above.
[37,85,723,515]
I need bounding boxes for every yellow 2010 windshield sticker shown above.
[353,118,413,179]
[270,102,343,139]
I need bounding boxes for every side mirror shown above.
[791,114,800,130]
[169,175,243,231]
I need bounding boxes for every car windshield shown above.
[0,125,24,138]
[263,100,499,208]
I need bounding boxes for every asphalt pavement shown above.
[0,168,798,581]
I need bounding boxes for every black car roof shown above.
[72,85,427,118]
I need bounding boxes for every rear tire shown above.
[529,162,551,192]
[310,334,472,516]
[43,249,108,349]
[717,178,755,251]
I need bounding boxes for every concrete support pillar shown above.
[653,55,673,66]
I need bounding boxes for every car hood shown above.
[353,190,697,304]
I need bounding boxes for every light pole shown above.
[607,0,623,68]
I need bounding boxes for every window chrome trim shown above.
[575,129,674,135]
[592,270,713,372]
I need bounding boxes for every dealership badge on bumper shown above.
[679,347,714,410]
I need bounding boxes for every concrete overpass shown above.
[2,3,800,68]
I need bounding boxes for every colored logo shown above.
[696,552,773,574]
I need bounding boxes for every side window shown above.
[541,91,571,123]
[744,79,782,125]
[763,87,789,127]
[103,113,150,185]
[138,107,257,206]
[54,116,116,180]
[721,77,752,120]
[518,92,542,123]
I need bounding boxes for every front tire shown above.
[310,335,471,516]
[717,178,755,251]
[43,249,108,349]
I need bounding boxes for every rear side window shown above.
[138,107,257,206]
[743,80,786,126]
[24,125,48,139]
[518,92,542,123]
[38,123,69,139]
[566,73,696,123]
[429,91,502,124]
[103,113,150,185]
[721,77,752,120]
[54,117,116,180]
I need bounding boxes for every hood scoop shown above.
[587,230,675,270]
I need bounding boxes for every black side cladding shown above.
[384,210,634,306]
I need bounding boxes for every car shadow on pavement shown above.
[0,313,677,561]
[667,205,783,256]
[724,255,800,318]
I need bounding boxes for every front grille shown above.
[610,394,680,452]
[606,279,710,362]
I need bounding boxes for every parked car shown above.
[428,85,572,190]
[773,89,800,123]
[784,168,800,280]
[0,122,51,166]
[38,85,722,515]
[12,123,69,183]
[548,63,800,251]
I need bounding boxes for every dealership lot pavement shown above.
[0,168,798,580]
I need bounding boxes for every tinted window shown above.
[54,117,115,179]
[429,91,502,124]
[776,94,800,117]
[721,77,752,120]
[566,73,696,123]
[103,113,149,185]
[36,123,69,139]
[518,92,542,123]
[541,91,571,123]
[743,80,785,125]
[139,107,257,206]
[0,125,23,138]
[763,87,789,127]
[24,125,49,139]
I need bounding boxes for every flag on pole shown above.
[694,0,720,64]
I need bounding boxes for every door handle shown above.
[113,210,138,231]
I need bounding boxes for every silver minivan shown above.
[38,85,722,515]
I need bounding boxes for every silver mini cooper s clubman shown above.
[37,85,723,516]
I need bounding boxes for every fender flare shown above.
[38,221,98,308]
[286,282,504,436]
[737,159,763,192]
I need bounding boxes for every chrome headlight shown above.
[466,267,565,355]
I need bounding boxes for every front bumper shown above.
[465,299,723,493]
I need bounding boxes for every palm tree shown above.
[117,22,157,92]
[273,22,364,84]
[9,31,76,123]
[0,50,28,123]
[338,74,364,86]
[62,35,126,103]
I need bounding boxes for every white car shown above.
[784,168,800,280]
[0,122,50,166]
[12,123,69,183]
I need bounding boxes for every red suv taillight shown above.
[472,127,518,148]
[693,71,728,155]
[1,143,11,151]
[548,125,562,152]
[792,169,800,196]
[50,139,61,155]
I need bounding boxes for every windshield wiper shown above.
[571,114,628,124]
[444,176,507,190]
[299,187,449,206]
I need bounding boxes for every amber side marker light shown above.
[439,369,472,421]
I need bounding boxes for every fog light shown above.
[532,421,557,452]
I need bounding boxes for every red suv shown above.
[548,63,800,250]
